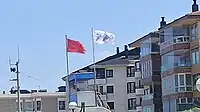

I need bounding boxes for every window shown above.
[99,86,103,94]
[127,66,135,77]
[186,74,192,85]
[128,98,136,110]
[59,101,65,110]
[127,82,135,93]
[37,101,41,111]
[135,61,140,71]
[24,102,33,111]
[175,74,193,92]
[192,50,199,64]
[175,75,178,86]
[176,98,193,111]
[96,68,105,79]
[107,86,114,93]
[191,24,198,40]
[179,75,184,85]
[107,102,114,110]
[106,70,113,78]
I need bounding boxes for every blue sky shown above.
[0,0,195,92]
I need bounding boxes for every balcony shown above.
[87,79,106,85]
[161,61,191,72]
[143,94,153,101]
[136,88,144,96]
[135,71,142,78]
[136,106,142,112]
[160,36,190,48]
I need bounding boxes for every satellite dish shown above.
[196,78,200,92]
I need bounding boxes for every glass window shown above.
[96,68,105,79]
[181,98,186,103]
[179,75,185,85]
[37,101,41,111]
[186,74,192,85]
[127,82,135,93]
[107,102,114,110]
[192,50,200,65]
[127,66,135,77]
[175,75,178,86]
[24,102,33,111]
[128,98,136,110]
[107,86,114,93]
[106,70,113,78]
[59,101,65,110]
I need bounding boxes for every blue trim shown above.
[68,72,94,82]
[70,93,77,102]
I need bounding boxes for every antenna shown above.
[8,45,21,112]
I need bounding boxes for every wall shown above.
[42,97,58,112]
[105,66,128,112]
[0,98,16,112]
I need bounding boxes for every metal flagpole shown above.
[91,28,97,106]
[65,35,70,112]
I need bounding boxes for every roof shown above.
[71,47,140,73]
[0,92,65,99]
[159,11,200,30]
[128,32,159,48]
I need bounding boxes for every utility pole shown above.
[9,46,20,112]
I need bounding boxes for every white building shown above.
[0,92,66,112]
[72,46,144,112]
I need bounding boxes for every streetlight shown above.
[69,102,77,112]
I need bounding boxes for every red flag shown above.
[66,38,86,54]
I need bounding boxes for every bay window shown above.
[175,74,192,92]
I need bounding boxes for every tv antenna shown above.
[9,45,21,112]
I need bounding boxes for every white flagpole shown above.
[91,28,97,106]
[65,35,70,112]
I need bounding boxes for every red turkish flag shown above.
[66,38,86,54]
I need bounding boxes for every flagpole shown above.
[65,35,70,112]
[91,28,97,106]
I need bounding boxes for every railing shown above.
[142,94,153,100]
[160,36,190,48]
[161,62,191,72]
[136,88,144,95]
[135,71,142,78]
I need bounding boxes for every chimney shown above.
[124,45,128,51]
[192,0,199,12]
[160,17,166,28]
[116,47,119,54]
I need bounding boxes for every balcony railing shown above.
[136,88,144,95]
[135,71,142,78]
[160,36,190,48]
[136,105,143,112]
[161,62,191,72]
[142,94,153,100]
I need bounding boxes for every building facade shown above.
[159,0,200,111]
[129,32,162,112]
[72,46,144,112]
[0,92,66,112]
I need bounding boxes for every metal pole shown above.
[91,28,97,106]
[65,35,70,112]
[16,61,20,112]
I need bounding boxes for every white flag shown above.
[93,30,115,44]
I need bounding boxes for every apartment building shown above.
[72,46,144,112]
[158,0,200,112]
[0,90,66,112]
[129,32,162,112]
